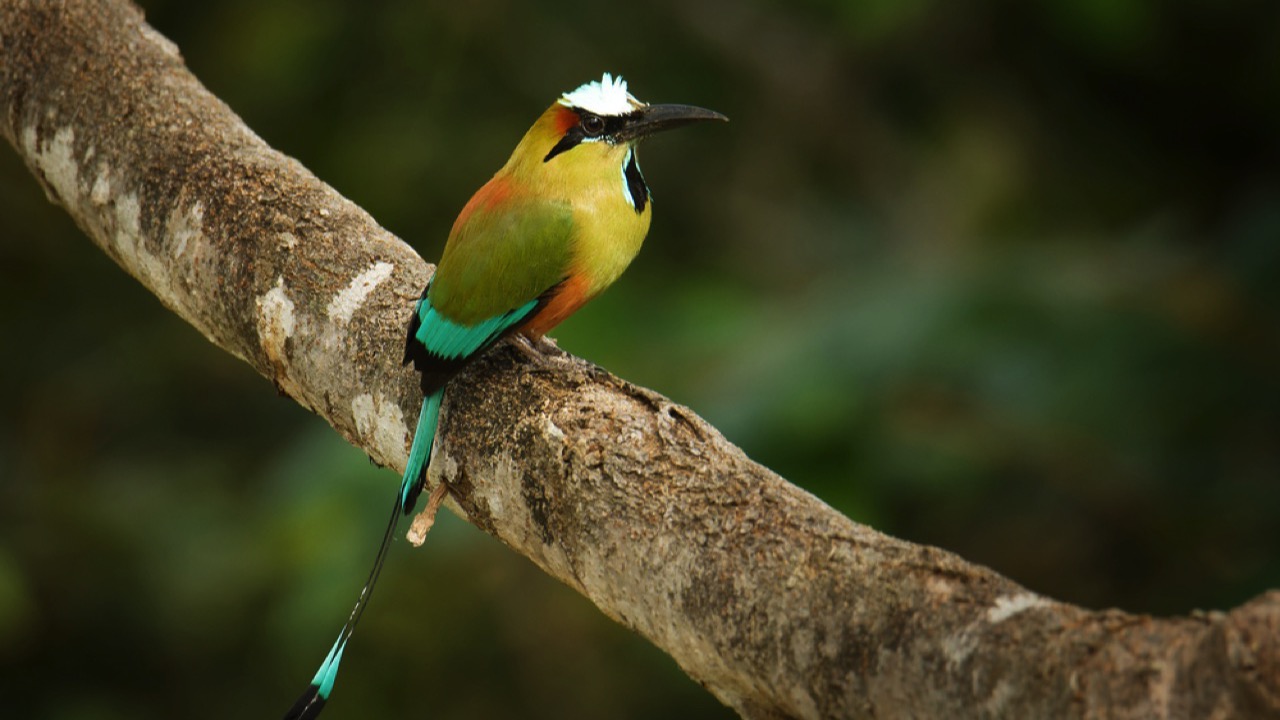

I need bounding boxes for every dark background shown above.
[2,1,1278,718]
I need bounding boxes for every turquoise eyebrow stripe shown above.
[415,299,539,360]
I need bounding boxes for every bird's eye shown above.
[581,113,606,137]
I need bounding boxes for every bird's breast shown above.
[571,183,652,297]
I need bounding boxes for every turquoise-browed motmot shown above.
[284,74,725,719]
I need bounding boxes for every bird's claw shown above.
[510,334,549,363]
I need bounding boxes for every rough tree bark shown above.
[2,1,1276,718]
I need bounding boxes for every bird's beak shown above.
[616,103,728,142]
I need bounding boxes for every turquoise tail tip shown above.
[283,636,346,719]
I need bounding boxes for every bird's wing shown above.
[403,194,575,392]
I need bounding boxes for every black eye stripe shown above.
[599,113,633,136]
[543,128,583,162]
[543,108,641,163]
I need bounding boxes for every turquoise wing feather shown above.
[414,295,540,360]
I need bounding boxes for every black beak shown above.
[615,103,728,142]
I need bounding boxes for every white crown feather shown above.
[559,73,642,116]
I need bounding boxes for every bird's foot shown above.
[511,333,562,362]
[510,334,540,363]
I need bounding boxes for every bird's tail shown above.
[400,389,442,515]
[282,390,443,720]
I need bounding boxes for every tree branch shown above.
[2,1,1276,718]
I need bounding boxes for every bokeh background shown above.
[3,0,1278,718]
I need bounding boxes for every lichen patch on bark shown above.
[350,391,410,468]
[21,125,80,204]
[987,592,1052,624]
[327,260,395,324]
[257,276,298,391]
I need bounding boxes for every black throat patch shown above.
[624,151,649,214]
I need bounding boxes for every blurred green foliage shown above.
[2,0,1278,717]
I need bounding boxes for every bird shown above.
[283,73,726,719]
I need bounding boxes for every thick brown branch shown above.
[2,1,1276,718]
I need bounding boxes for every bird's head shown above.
[542,73,726,161]
[505,74,726,212]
